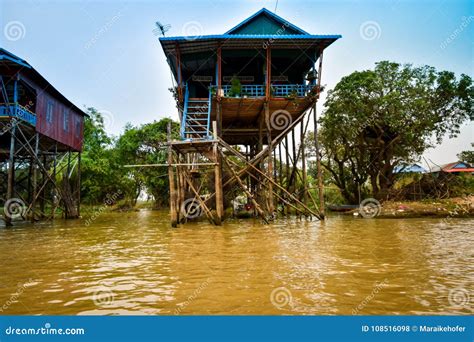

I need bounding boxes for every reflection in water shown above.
[0,211,472,315]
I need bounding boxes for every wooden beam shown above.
[265,46,271,100]
[213,121,223,225]
[264,103,274,213]
[168,122,178,227]
[221,152,268,224]
[5,124,16,226]
[314,50,325,219]
[218,138,321,219]
[181,168,216,225]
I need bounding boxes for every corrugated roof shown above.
[0,48,88,117]
[160,34,341,41]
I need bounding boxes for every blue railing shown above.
[180,84,189,140]
[212,84,315,98]
[206,89,212,139]
[221,85,265,97]
[272,84,313,97]
[0,104,36,126]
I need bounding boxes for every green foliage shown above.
[457,143,474,164]
[80,107,179,207]
[315,61,473,203]
[228,76,242,97]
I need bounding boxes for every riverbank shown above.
[346,196,474,219]
[76,196,474,220]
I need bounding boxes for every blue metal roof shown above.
[224,8,310,35]
[0,48,32,69]
[159,34,342,41]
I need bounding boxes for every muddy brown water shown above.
[0,211,472,315]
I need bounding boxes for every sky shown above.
[1,0,473,167]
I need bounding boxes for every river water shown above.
[0,211,472,315]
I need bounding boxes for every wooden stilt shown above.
[264,103,274,214]
[314,50,325,220]
[218,139,321,219]
[300,118,308,209]
[284,136,290,215]
[167,122,178,227]
[30,133,39,222]
[213,121,223,225]
[222,153,268,223]
[181,168,216,224]
[77,153,81,218]
[5,124,16,226]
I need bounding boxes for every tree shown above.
[80,108,180,207]
[115,118,180,207]
[318,61,473,202]
[458,143,474,165]
[80,107,125,204]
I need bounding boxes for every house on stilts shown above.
[159,8,341,226]
[0,48,86,225]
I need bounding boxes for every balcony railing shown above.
[212,84,315,98]
[0,103,37,126]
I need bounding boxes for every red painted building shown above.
[1,48,86,224]
[0,48,86,152]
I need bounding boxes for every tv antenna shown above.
[153,21,171,37]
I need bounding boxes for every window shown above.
[75,118,81,138]
[63,109,69,132]
[46,101,54,124]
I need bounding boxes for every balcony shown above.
[212,84,315,98]
[0,103,37,126]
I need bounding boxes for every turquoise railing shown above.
[206,89,212,139]
[221,85,265,97]
[211,84,314,98]
[272,84,313,97]
[0,104,36,126]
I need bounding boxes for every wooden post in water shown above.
[300,118,308,208]
[284,135,290,215]
[31,133,39,222]
[167,122,178,227]
[5,124,16,226]
[264,103,274,214]
[213,121,223,225]
[314,50,325,220]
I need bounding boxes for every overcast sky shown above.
[1,0,472,167]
